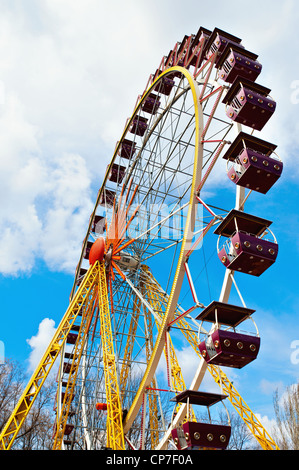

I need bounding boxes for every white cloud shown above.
[0,0,298,278]
[0,1,161,277]
[0,120,93,275]
[40,153,94,272]
[26,317,56,372]
[255,412,277,440]
[0,206,42,275]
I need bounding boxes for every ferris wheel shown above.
[0,27,283,451]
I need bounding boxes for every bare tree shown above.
[0,360,26,432]
[223,411,258,450]
[0,359,56,450]
[273,382,299,450]
[15,377,56,450]
[4,358,285,450]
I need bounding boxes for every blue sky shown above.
[0,0,299,442]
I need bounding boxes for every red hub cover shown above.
[89,237,106,265]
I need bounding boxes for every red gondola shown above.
[196,301,260,369]
[171,390,231,450]
[215,210,278,276]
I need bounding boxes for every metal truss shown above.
[144,268,279,451]
[0,262,99,450]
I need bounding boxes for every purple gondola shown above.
[188,27,211,67]
[215,209,278,276]
[99,188,116,208]
[118,139,136,160]
[107,163,126,184]
[217,44,262,83]
[223,77,276,131]
[204,27,243,63]
[196,301,260,369]
[129,115,148,136]
[141,92,161,115]
[171,390,231,450]
[223,132,283,194]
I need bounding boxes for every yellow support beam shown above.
[141,266,196,422]
[119,296,141,399]
[119,273,161,449]
[143,268,279,451]
[0,262,99,450]
[98,262,125,450]
[176,316,279,450]
[208,364,279,450]
[53,285,98,449]
[142,285,161,449]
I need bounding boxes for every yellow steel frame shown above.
[146,379,160,449]
[185,328,279,450]
[53,285,98,449]
[141,266,196,422]
[0,260,126,451]
[177,325,279,449]
[0,262,99,450]
[119,296,141,398]
[98,261,124,450]
[208,364,279,450]
[0,39,280,452]
[143,269,279,451]
[141,284,160,449]
[119,276,161,449]
[123,65,204,434]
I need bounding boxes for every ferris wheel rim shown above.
[57,65,204,448]
[61,45,264,448]
[71,64,213,298]
[121,65,205,433]
[62,61,234,448]
[0,29,281,452]
[73,68,233,296]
